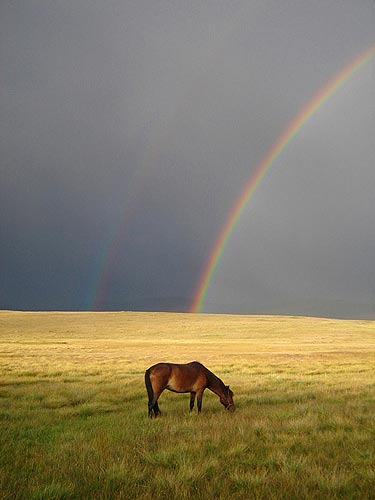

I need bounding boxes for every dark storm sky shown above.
[1,1,374,316]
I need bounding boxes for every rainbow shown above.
[190,42,375,313]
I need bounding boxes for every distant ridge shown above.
[202,298,375,320]
[95,296,374,320]
[5,296,372,320]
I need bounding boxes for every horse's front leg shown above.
[196,389,204,414]
[190,392,196,412]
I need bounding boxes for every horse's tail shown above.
[145,368,154,403]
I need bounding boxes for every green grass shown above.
[1,311,375,499]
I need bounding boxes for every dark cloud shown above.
[1,1,374,316]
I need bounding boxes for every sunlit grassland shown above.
[1,310,375,499]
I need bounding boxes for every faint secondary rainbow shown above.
[190,42,375,313]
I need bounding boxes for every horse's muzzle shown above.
[226,403,236,412]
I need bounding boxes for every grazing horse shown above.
[145,361,235,417]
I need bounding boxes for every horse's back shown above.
[148,362,173,372]
[147,362,172,380]
[169,362,208,393]
[147,361,208,393]
[148,361,205,372]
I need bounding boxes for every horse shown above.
[144,361,235,417]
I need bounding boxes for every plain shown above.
[1,311,375,499]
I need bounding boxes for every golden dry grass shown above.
[1,311,375,499]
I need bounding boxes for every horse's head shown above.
[220,385,235,412]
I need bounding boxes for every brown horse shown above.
[145,361,235,417]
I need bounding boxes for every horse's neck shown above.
[207,372,226,397]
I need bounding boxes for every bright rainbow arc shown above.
[190,42,375,313]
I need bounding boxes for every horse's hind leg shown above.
[149,386,164,418]
[148,397,161,418]
[153,400,161,417]
[148,400,160,418]
[190,392,196,412]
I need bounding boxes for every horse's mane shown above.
[190,361,227,392]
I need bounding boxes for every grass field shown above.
[1,310,375,499]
